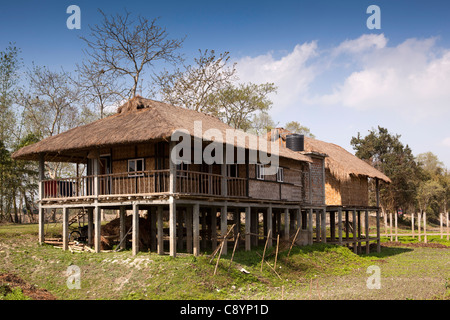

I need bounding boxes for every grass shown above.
[0,222,449,300]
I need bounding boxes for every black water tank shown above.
[286,134,304,152]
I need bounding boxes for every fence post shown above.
[423,211,427,244]
[411,213,415,239]
[389,212,393,242]
[418,211,421,242]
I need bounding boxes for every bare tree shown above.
[17,65,85,179]
[81,9,184,99]
[156,49,237,112]
[74,61,126,118]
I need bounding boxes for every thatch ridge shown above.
[12,97,312,164]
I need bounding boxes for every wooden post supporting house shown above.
[308,208,313,245]
[38,153,45,244]
[221,205,228,255]
[376,209,381,253]
[284,208,290,241]
[267,206,273,248]
[62,207,69,251]
[119,206,126,250]
[193,203,200,256]
[87,207,94,247]
[357,210,361,253]
[316,210,321,242]
[169,141,177,257]
[365,210,370,254]
[94,206,101,253]
[338,207,343,245]
[352,210,357,253]
[157,206,164,255]
[245,206,251,251]
[132,203,139,256]
[211,208,217,251]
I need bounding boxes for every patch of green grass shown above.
[0,286,31,300]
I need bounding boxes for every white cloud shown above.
[235,34,450,122]
[312,35,450,121]
[235,41,318,112]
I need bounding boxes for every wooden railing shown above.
[227,177,247,198]
[98,170,170,196]
[41,169,248,199]
[42,176,95,199]
[176,170,222,196]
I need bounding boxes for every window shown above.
[256,164,264,180]
[277,167,284,182]
[128,158,144,177]
[227,164,238,178]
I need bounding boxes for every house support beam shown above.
[132,203,139,256]
[267,206,273,248]
[338,207,343,245]
[352,209,357,253]
[211,207,217,251]
[38,153,45,244]
[119,206,126,250]
[365,210,370,254]
[62,207,69,251]
[94,205,101,253]
[193,203,200,256]
[221,204,228,255]
[169,197,177,257]
[245,206,251,251]
[308,208,313,245]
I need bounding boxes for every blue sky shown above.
[1,1,450,168]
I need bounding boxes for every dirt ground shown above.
[0,273,56,300]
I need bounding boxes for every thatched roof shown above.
[12,97,312,164]
[267,128,391,183]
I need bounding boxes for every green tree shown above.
[416,180,445,218]
[284,121,315,138]
[0,44,21,220]
[416,152,444,178]
[205,82,277,131]
[350,126,422,213]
